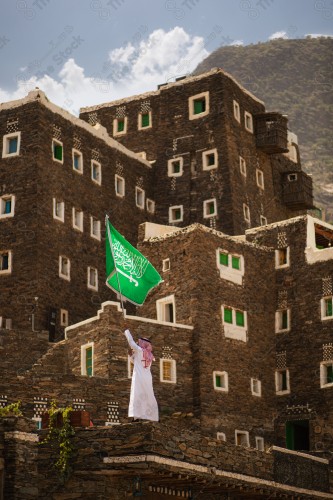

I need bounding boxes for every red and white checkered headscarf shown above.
[138,338,154,368]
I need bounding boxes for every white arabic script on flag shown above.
[113,240,149,286]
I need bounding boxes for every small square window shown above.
[91,160,102,185]
[146,199,155,214]
[217,432,226,441]
[233,100,240,123]
[275,369,290,394]
[162,258,170,272]
[169,205,183,223]
[81,343,94,377]
[321,296,333,320]
[243,204,250,223]
[160,359,177,383]
[251,378,262,397]
[168,157,183,177]
[213,371,228,392]
[157,295,175,323]
[219,252,228,266]
[52,139,63,163]
[60,309,68,327]
[235,430,250,447]
[217,250,244,286]
[275,309,290,332]
[90,216,101,241]
[320,362,333,388]
[115,175,125,197]
[202,149,218,170]
[231,255,240,270]
[224,307,233,324]
[0,251,11,274]
[203,199,217,218]
[244,112,253,133]
[235,310,244,327]
[189,92,209,120]
[255,437,265,451]
[53,199,64,222]
[260,215,267,226]
[0,195,15,218]
[222,305,247,342]
[72,149,83,173]
[138,111,152,130]
[256,169,264,189]
[59,256,70,281]
[275,247,290,268]
[72,208,83,232]
[113,117,128,136]
[239,156,246,177]
[87,266,98,291]
[135,187,145,209]
[2,132,21,158]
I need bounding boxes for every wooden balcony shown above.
[282,171,314,210]
[255,112,288,154]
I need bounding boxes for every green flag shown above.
[105,219,163,306]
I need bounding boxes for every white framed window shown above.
[239,156,246,177]
[275,309,291,333]
[202,148,218,170]
[213,371,228,392]
[0,195,15,218]
[217,249,244,285]
[162,258,170,272]
[203,198,217,218]
[87,266,98,291]
[60,309,68,327]
[2,132,21,158]
[53,199,64,222]
[138,111,152,130]
[320,361,333,388]
[275,247,290,269]
[321,296,333,320]
[169,205,183,223]
[235,430,250,447]
[115,175,125,197]
[81,342,94,377]
[127,354,134,378]
[168,157,183,177]
[251,378,262,397]
[222,305,247,342]
[113,116,128,136]
[135,187,145,209]
[275,369,290,394]
[243,204,250,223]
[72,208,83,232]
[0,250,12,274]
[255,437,265,451]
[160,358,177,383]
[157,295,175,323]
[244,111,253,133]
[72,149,83,173]
[256,169,264,189]
[146,199,155,214]
[90,216,101,241]
[233,100,240,123]
[189,91,209,120]
[260,215,267,226]
[52,138,63,163]
[91,160,102,185]
[59,255,70,281]
[217,432,226,441]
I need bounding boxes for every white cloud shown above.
[229,40,244,46]
[0,27,210,116]
[268,31,289,40]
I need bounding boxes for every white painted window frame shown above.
[115,174,125,198]
[160,358,177,383]
[216,249,244,286]
[2,131,21,158]
[221,305,247,342]
[113,116,128,136]
[244,111,254,133]
[243,203,251,223]
[59,255,70,281]
[189,91,210,120]
[72,148,83,174]
[0,194,15,218]
[91,160,102,185]
[235,430,250,447]
[260,215,267,226]
[320,361,333,388]
[321,296,333,321]
[0,250,12,274]
[168,157,184,177]
[53,198,65,222]
[255,436,265,451]
[213,370,229,392]
[52,138,63,164]
[203,198,217,218]
[275,369,290,395]
[275,247,290,269]
[202,148,218,171]
[239,156,247,177]
[169,205,183,223]
[72,207,83,232]
[256,168,264,189]
[60,309,69,327]
[87,266,98,291]
[138,110,152,130]
[81,342,94,377]
[162,258,170,272]
[146,198,155,214]
[156,294,176,323]
[135,186,145,209]
[251,378,262,397]
[90,216,101,241]
[217,432,226,441]
[233,100,240,123]
[275,308,291,333]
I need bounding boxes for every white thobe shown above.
[124,330,159,422]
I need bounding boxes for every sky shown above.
[0,0,332,114]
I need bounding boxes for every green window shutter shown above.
[141,113,150,127]
[54,144,63,161]
[215,374,221,388]
[219,252,228,266]
[4,200,11,214]
[173,161,180,174]
[236,310,244,327]
[209,203,215,214]
[85,347,93,377]
[194,99,205,114]
[325,298,333,317]
[175,209,181,220]
[282,310,288,329]
[224,307,232,324]
[8,137,18,154]
[117,119,125,132]
[232,256,240,270]
[281,371,287,391]
[327,365,333,384]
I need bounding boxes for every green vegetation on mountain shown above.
[195,38,333,221]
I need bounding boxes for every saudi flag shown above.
[105,218,163,306]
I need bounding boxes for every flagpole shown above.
[105,215,126,318]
